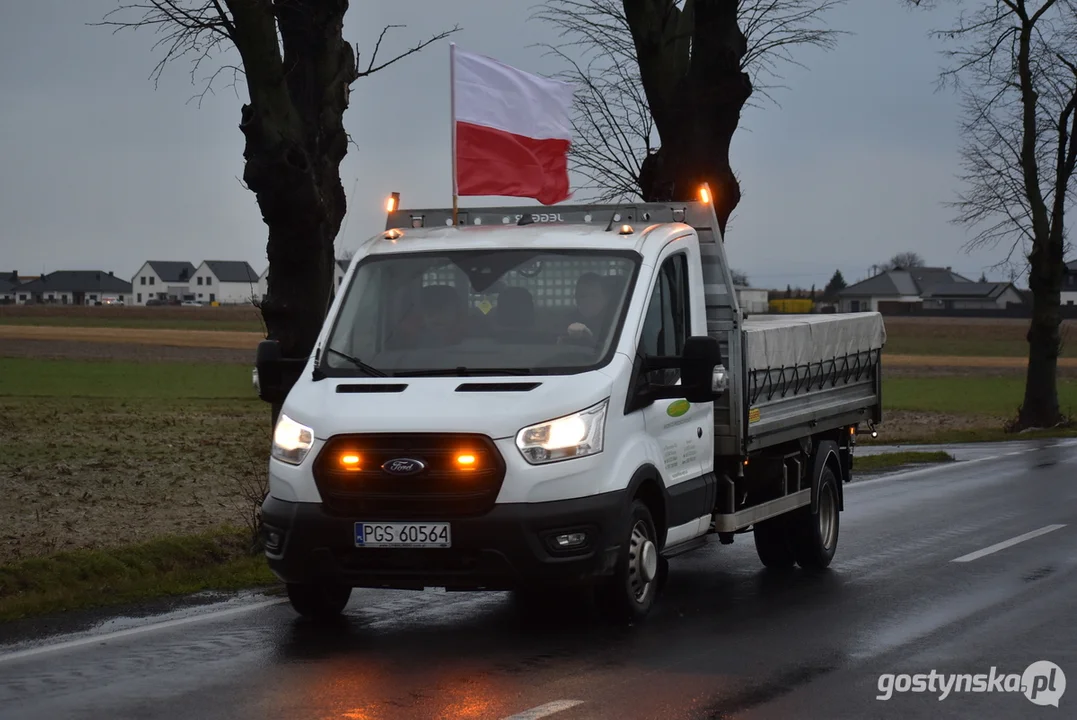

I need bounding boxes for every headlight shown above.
[515,399,608,464]
[271,413,314,465]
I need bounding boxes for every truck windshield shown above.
[322,249,640,376]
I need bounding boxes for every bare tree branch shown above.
[355,24,461,79]
[92,0,235,99]
[530,0,848,201]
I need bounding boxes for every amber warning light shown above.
[699,185,711,205]
[340,453,362,471]
[455,453,477,469]
[386,191,400,213]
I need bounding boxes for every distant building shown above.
[837,266,972,313]
[131,261,197,305]
[920,282,1023,310]
[1063,260,1077,307]
[191,261,260,304]
[735,286,769,315]
[12,271,132,305]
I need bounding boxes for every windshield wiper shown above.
[393,367,533,377]
[324,347,388,377]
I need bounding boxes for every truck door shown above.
[635,243,715,536]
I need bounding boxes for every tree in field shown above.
[911,0,1077,429]
[730,268,750,286]
[98,2,457,417]
[823,269,846,299]
[881,251,926,270]
[531,0,848,233]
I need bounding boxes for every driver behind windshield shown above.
[391,284,467,349]
[562,272,615,345]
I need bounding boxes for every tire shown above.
[753,515,796,569]
[596,499,661,623]
[286,582,352,620]
[793,464,840,571]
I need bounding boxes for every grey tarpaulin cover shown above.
[741,313,887,371]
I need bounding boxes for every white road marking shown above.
[951,524,1068,563]
[0,598,287,665]
[501,700,585,719]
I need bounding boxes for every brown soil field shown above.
[0,398,266,564]
[0,338,253,364]
[0,303,262,325]
[0,324,261,349]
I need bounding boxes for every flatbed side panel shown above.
[745,348,882,451]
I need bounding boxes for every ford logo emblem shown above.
[381,458,426,475]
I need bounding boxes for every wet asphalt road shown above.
[1,441,1075,720]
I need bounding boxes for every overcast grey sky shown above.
[0,0,1020,290]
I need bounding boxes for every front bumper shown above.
[260,492,625,591]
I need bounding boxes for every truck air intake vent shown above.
[454,382,542,392]
[336,383,409,393]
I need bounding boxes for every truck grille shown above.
[311,433,507,519]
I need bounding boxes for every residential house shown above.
[837,266,972,313]
[1,271,24,304]
[735,286,769,315]
[131,261,197,305]
[1063,260,1077,306]
[256,266,268,303]
[191,261,260,304]
[920,282,1023,310]
[12,270,132,305]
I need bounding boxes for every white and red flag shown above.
[451,44,576,205]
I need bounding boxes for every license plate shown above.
[354,522,451,548]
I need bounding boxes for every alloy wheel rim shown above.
[627,519,655,603]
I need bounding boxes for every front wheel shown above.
[793,465,840,570]
[596,500,661,623]
[286,582,352,621]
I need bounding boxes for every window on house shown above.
[197,277,203,286]
[150,277,155,285]
[137,293,142,303]
[638,252,690,386]
[209,293,215,302]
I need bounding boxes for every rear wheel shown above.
[753,515,796,569]
[286,582,352,620]
[596,500,661,623]
[793,465,840,570]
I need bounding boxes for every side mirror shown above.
[255,340,284,405]
[680,335,723,403]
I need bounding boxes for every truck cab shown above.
[256,196,884,622]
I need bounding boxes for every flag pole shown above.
[450,42,459,226]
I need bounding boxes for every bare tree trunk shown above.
[627,0,751,234]
[1019,231,1065,428]
[227,0,358,423]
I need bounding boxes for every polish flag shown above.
[451,45,576,205]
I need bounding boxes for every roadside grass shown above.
[854,451,954,472]
[0,357,254,398]
[883,376,1077,416]
[0,316,262,333]
[0,529,277,622]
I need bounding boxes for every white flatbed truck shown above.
[254,193,885,622]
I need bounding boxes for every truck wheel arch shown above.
[625,465,669,550]
[810,441,844,513]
